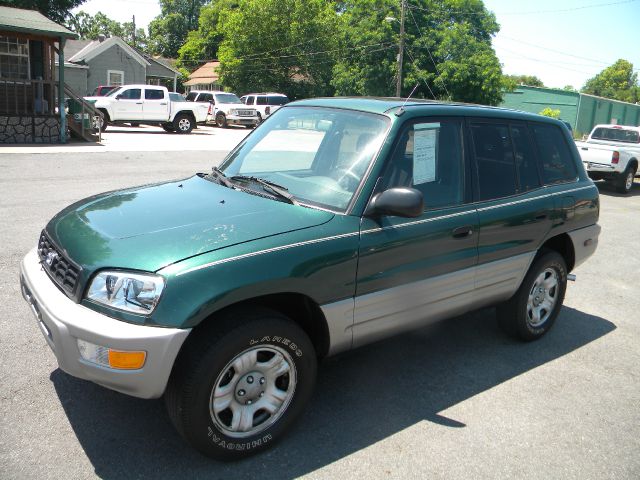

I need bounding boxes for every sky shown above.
[72,0,640,90]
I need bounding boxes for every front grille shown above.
[237,110,255,117]
[37,231,81,298]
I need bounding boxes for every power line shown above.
[407,0,638,16]
[406,5,451,99]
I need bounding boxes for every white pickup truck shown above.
[87,85,207,134]
[576,124,640,193]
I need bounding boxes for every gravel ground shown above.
[0,151,638,479]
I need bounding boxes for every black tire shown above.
[161,123,175,133]
[129,122,140,127]
[173,113,194,134]
[615,164,637,194]
[96,110,108,132]
[497,250,567,341]
[165,307,317,461]
[215,113,227,128]
[257,112,263,124]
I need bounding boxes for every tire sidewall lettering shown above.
[249,335,303,357]
[207,426,273,450]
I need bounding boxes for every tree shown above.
[503,74,545,90]
[539,107,561,119]
[563,85,577,92]
[178,0,238,71]
[332,0,504,105]
[148,0,209,57]
[0,0,85,23]
[216,0,340,98]
[66,11,150,52]
[582,59,639,103]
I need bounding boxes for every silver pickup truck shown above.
[576,124,640,193]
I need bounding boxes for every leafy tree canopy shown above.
[503,74,545,90]
[0,0,85,24]
[66,11,149,52]
[539,107,560,119]
[148,0,208,57]
[582,59,639,103]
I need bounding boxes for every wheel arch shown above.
[175,110,196,121]
[182,292,331,360]
[539,233,575,272]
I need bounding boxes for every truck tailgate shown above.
[575,141,615,166]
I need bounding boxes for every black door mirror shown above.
[366,187,423,218]
[115,94,122,100]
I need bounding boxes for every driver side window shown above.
[382,119,464,210]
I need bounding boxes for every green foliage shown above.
[332,0,504,105]
[216,0,340,98]
[502,74,545,90]
[148,0,208,57]
[177,1,238,70]
[539,107,561,119]
[563,85,577,92]
[66,11,149,52]
[0,0,85,24]
[582,59,639,103]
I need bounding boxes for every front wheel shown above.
[215,113,227,128]
[165,308,317,460]
[615,164,636,194]
[173,113,194,134]
[497,250,567,341]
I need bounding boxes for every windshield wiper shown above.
[208,166,234,188]
[230,175,298,205]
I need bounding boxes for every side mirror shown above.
[115,94,122,100]
[366,187,423,218]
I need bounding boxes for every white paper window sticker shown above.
[413,123,440,185]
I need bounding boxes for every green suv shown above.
[20,98,600,460]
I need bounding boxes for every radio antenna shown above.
[396,82,420,116]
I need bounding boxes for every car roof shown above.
[288,97,564,123]
[245,92,288,96]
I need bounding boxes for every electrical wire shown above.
[407,0,639,16]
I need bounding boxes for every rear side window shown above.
[145,89,164,100]
[257,96,268,105]
[185,92,197,101]
[268,95,289,105]
[470,123,517,200]
[511,125,541,192]
[531,124,577,184]
[197,93,213,102]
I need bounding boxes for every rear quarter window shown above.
[185,92,198,101]
[531,124,577,184]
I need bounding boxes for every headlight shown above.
[229,108,238,115]
[86,270,165,314]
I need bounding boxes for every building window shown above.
[107,70,124,86]
[0,36,29,80]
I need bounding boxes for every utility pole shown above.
[132,15,136,48]
[396,0,406,97]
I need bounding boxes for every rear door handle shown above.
[452,226,474,238]
[135,102,143,104]
[160,102,167,105]
[581,147,588,150]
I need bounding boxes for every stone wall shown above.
[0,116,62,144]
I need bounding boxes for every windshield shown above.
[220,106,389,211]
[169,93,186,102]
[215,93,243,104]
[591,127,640,144]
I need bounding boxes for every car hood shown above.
[45,175,334,273]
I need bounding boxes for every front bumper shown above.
[20,248,190,399]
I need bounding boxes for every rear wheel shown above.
[165,307,317,460]
[615,164,636,194]
[497,250,567,341]
[173,113,194,134]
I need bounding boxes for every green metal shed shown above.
[500,85,640,137]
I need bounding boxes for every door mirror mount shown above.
[365,187,423,218]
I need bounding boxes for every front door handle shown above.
[135,102,143,104]
[452,225,474,238]
[160,102,167,105]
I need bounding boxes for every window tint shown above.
[256,96,268,105]
[197,93,213,102]
[118,89,141,100]
[185,92,197,101]
[591,127,639,143]
[246,96,255,105]
[471,123,516,200]
[383,120,464,210]
[511,125,541,192]
[531,124,577,184]
[145,89,164,100]
[268,95,289,105]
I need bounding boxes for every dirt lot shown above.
[0,150,638,479]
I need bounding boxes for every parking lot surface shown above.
[0,150,639,479]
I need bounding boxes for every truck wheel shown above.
[497,250,567,341]
[161,123,175,133]
[174,114,194,134]
[96,111,108,132]
[129,122,140,127]
[257,112,263,124]
[615,164,636,194]
[215,113,228,128]
[165,307,316,460]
